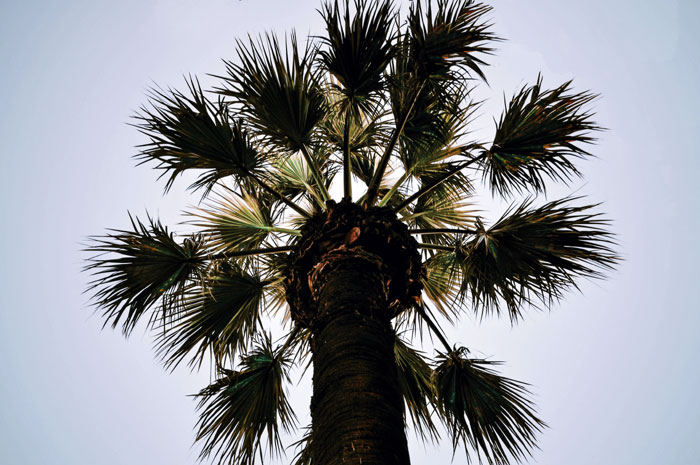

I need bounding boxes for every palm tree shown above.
[85,1,617,464]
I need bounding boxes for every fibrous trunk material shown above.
[308,248,411,465]
[284,200,423,464]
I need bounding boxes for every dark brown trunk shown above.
[309,249,410,465]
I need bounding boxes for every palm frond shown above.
[483,75,601,195]
[395,334,439,440]
[394,152,483,215]
[398,81,476,177]
[218,33,331,202]
[454,197,618,320]
[421,251,461,318]
[194,334,297,465]
[403,173,476,230]
[290,425,313,465]
[272,152,327,208]
[134,77,260,193]
[85,214,206,335]
[319,0,395,110]
[219,33,326,153]
[407,0,497,82]
[320,93,390,158]
[156,262,268,369]
[190,190,298,254]
[349,147,381,186]
[434,347,545,465]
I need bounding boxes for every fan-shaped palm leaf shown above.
[453,197,617,320]
[319,0,395,110]
[190,191,299,254]
[85,214,206,335]
[366,0,494,207]
[134,77,261,194]
[420,251,461,318]
[272,153,327,208]
[395,334,439,440]
[290,425,313,465]
[407,0,496,82]
[397,80,475,176]
[220,33,325,153]
[156,263,268,369]
[320,93,390,156]
[483,75,600,195]
[194,334,296,465]
[433,347,545,465]
[218,33,331,201]
[403,173,476,230]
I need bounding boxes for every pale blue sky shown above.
[1,1,699,464]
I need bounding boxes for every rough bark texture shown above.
[283,200,423,464]
[308,249,411,465]
[285,199,423,328]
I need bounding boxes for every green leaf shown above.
[194,334,297,465]
[484,75,601,195]
[219,33,326,153]
[272,152,327,207]
[407,0,497,82]
[190,190,297,254]
[434,347,545,465]
[453,197,618,320]
[134,77,260,193]
[397,81,476,177]
[320,89,390,161]
[84,214,206,335]
[403,170,476,230]
[395,335,439,440]
[156,263,268,369]
[290,425,312,465]
[420,252,461,318]
[319,0,395,110]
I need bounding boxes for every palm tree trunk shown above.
[309,248,410,465]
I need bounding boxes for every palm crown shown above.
[85,1,617,464]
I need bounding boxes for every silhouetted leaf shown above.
[134,77,260,193]
[434,347,545,464]
[219,33,326,153]
[156,263,268,369]
[195,334,297,465]
[319,0,395,111]
[85,214,206,335]
[453,197,618,320]
[395,335,439,440]
[483,75,601,195]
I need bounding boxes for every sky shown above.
[1,0,699,464]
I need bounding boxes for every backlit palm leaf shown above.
[134,77,260,193]
[272,153,327,207]
[320,95,390,157]
[434,347,545,465]
[156,262,268,368]
[407,0,496,82]
[395,335,439,440]
[398,81,475,177]
[421,251,461,318]
[454,197,617,320]
[190,191,299,254]
[85,214,206,335]
[404,175,476,230]
[483,75,600,195]
[319,0,395,110]
[195,335,296,465]
[219,33,326,153]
